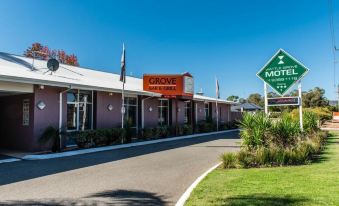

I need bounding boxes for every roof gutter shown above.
[0,75,161,97]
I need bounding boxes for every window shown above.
[123,96,137,128]
[184,101,192,124]
[158,99,169,126]
[67,90,93,131]
[22,99,30,126]
[204,103,209,120]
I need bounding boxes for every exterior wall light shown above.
[107,104,113,111]
[37,101,46,110]
[177,108,181,112]
[39,85,44,90]
[149,106,153,112]
[109,92,113,96]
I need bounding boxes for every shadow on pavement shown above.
[218,194,309,206]
[0,189,168,206]
[0,131,239,186]
[87,189,168,205]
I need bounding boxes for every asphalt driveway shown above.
[0,131,240,205]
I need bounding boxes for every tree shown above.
[239,98,246,104]
[302,87,329,108]
[247,93,264,107]
[24,43,50,60]
[227,95,239,102]
[24,42,80,66]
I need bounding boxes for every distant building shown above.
[232,102,263,112]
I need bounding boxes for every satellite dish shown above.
[47,58,59,72]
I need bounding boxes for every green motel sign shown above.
[257,49,309,96]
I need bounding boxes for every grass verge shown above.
[185,132,339,206]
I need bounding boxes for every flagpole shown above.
[216,97,219,131]
[215,77,219,131]
[120,43,126,131]
[122,81,125,129]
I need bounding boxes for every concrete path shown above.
[0,131,240,206]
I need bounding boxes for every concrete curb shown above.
[0,158,21,164]
[175,162,222,206]
[22,129,240,160]
[320,128,339,131]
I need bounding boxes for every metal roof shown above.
[0,52,237,104]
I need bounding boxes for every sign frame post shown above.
[264,82,268,115]
[298,80,303,131]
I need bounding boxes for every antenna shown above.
[196,88,204,95]
[47,58,60,72]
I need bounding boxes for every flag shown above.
[120,43,126,83]
[216,78,220,99]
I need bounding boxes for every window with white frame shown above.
[67,90,93,131]
[184,101,192,124]
[158,99,169,126]
[123,96,137,128]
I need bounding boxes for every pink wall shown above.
[33,85,64,151]
[96,91,122,128]
[143,98,159,128]
[171,100,185,125]
[195,101,206,123]
[211,103,232,123]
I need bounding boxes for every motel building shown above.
[0,52,238,152]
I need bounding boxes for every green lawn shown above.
[185,133,339,206]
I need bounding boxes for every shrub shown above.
[142,128,154,140]
[255,147,271,166]
[220,153,237,169]
[112,128,125,144]
[183,125,193,135]
[177,125,184,136]
[239,112,272,149]
[94,128,111,146]
[74,130,95,148]
[290,107,332,122]
[197,121,214,133]
[269,115,300,147]
[303,111,319,133]
[236,149,255,168]
[219,122,228,131]
[155,126,169,138]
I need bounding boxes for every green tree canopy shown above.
[247,93,264,107]
[227,95,239,102]
[302,87,329,108]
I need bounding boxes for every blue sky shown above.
[0,0,338,99]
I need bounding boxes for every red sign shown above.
[143,73,194,98]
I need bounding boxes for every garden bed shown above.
[185,132,339,206]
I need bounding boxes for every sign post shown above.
[298,80,303,131]
[264,82,268,114]
[257,49,309,130]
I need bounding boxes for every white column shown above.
[298,81,303,131]
[264,82,268,115]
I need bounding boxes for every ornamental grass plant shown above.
[221,111,327,169]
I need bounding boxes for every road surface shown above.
[0,131,240,205]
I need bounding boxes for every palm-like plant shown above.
[239,112,272,149]
[39,126,61,152]
[270,116,300,147]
